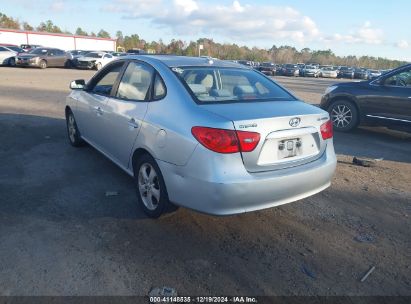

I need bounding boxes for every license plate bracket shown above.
[278,138,302,159]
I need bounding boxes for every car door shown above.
[46,49,58,67]
[98,60,155,169]
[75,61,126,149]
[0,46,10,64]
[54,49,67,67]
[361,67,411,126]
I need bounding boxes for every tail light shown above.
[320,120,333,140]
[191,127,260,154]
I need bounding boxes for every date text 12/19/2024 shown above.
[150,296,258,303]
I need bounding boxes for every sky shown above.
[2,0,410,61]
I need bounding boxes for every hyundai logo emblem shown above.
[289,117,301,127]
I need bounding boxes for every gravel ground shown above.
[0,67,410,296]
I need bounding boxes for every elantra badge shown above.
[289,117,301,127]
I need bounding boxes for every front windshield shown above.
[173,67,296,104]
[285,64,297,68]
[86,52,103,58]
[305,65,316,69]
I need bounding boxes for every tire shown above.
[95,62,102,71]
[134,154,177,218]
[66,110,85,147]
[64,60,72,69]
[8,57,16,66]
[39,60,47,69]
[327,100,359,132]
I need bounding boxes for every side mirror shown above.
[70,79,86,90]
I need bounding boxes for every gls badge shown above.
[289,117,301,127]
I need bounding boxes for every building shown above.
[0,28,116,51]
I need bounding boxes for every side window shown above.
[116,61,154,101]
[105,54,112,59]
[91,62,124,96]
[153,74,166,100]
[384,69,411,87]
[0,47,6,52]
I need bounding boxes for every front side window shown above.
[173,67,295,103]
[0,47,6,52]
[384,69,411,87]
[91,62,124,96]
[116,61,154,101]
[29,48,48,55]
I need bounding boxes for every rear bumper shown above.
[158,141,336,215]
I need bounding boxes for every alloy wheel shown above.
[331,104,353,128]
[138,163,161,211]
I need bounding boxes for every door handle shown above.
[128,118,139,129]
[93,106,103,115]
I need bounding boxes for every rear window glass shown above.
[172,67,295,104]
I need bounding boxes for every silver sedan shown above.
[65,55,336,218]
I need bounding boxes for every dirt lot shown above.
[0,67,410,296]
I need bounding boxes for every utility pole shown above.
[198,44,203,57]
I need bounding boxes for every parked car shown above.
[321,64,411,132]
[303,65,321,77]
[20,44,42,52]
[283,64,300,76]
[16,47,70,69]
[126,49,147,54]
[297,63,306,76]
[75,52,115,70]
[367,69,382,80]
[65,56,336,218]
[0,44,24,66]
[237,60,253,67]
[320,66,338,78]
[68,50,91,67]
[354,68,369,80]
[112,52,127,57]
[338,66,355,79]
[258,62,276,76]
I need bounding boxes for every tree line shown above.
[1,11,407,69]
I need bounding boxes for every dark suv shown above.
[321,64,411,132]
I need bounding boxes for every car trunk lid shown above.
[200,100,330,172]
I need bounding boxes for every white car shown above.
[303,65,321,77]
[0,45,23,66]
[75,52,115,70]
[320,67,338,78]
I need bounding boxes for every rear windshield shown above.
[172,67,296,104]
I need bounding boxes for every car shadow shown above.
[0,113,151,221]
